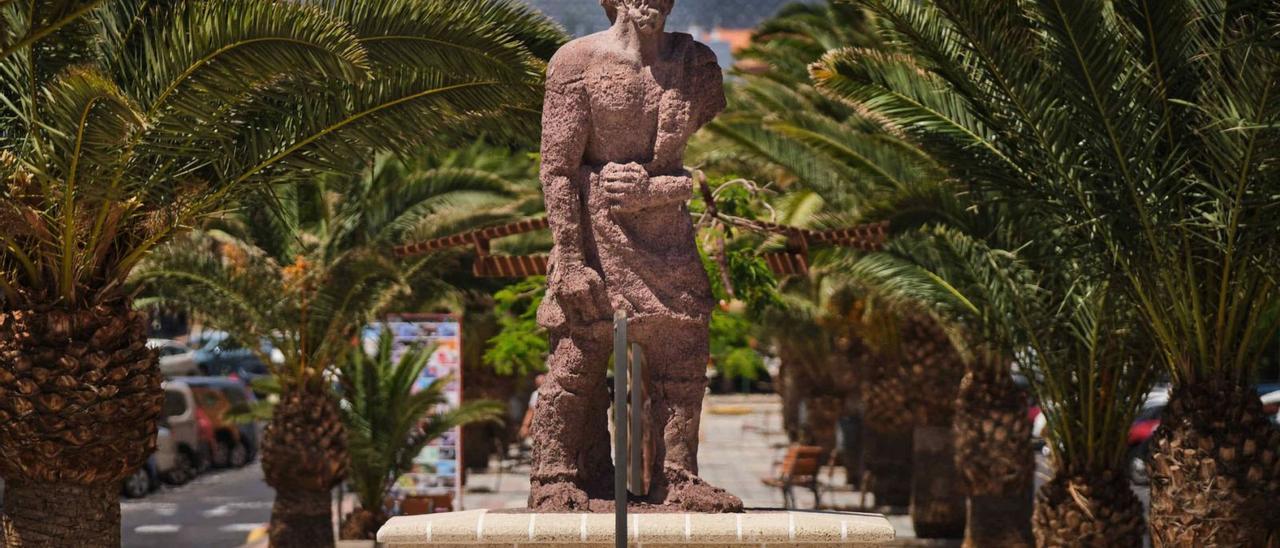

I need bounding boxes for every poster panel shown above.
[363,314,463,510]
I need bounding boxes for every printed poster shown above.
[364,315,463,509]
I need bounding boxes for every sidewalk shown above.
[462,394,947,545]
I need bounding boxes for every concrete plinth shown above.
[376,509,895,547]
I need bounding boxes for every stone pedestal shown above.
[376,509,895,546]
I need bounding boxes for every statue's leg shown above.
[529,327,613,511]
[643,326,745,512]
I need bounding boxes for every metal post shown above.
[628,343,645,496]
[613,311,628,548]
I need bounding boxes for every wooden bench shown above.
[761,445,825,509]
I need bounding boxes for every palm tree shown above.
[1025,286,1152,546]
[0,0,559,543]
[696,1,974,533]
[842,225,1038,547]
[760,269,861,458]
[133,162,525,545]
[813,0,1280,544]
[337,329,503,540]
[0,1,115,63]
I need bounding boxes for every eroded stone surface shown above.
[531,0,738,512]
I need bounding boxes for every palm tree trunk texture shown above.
[864,426,912,508]
[1148,380,1280,547]
[777,358,804,443]
[911,426,965,538]
[1033,471,1144,547]
[1,481,120,547]
[861,354,914,509]
[0,304,162,547]
[804,394,843,456]
[953,368,1034,548]
[261,387,347,548]
[269,489,334,548]
[339,508,387,541]
[840,400,865,486]
[901,315,965,537]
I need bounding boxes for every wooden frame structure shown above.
[393,216,889,278]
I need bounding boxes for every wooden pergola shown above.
[393,216,889,278]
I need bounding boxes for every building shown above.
[520,0,819,65]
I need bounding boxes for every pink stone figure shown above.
[530,0,742,513]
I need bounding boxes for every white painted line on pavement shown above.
[204,505,233,518]
[219,523,264,533]
[134,525,181,534]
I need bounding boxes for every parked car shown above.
[160,383,204,482]
[1124,386,1170,485]
[121,455,159,499]
[153,425,197,486]
[1261,389,1280,426]
[190,331,276,387]
[1029,405,1046,450]
[148,338,200,377]
[173,376,260,468]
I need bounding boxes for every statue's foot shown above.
[530,481,590,512]
[660,471,745,513]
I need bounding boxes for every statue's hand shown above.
[557,262,610,322]
[602,162,651,212]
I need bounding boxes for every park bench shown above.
[761,444,825,509]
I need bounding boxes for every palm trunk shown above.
[0,303,161,547]
[839,400,864,486]
[261,385,347,547]
[953,367,1033,548]
[964,494,1034,547]
[1,481,120,547]
[269,489,333,548]
[1033,471,1144,547]
[864,426,912,508]
[900,315,965,537]
[804,394,842,456]
[339,508,387,541]
[776,357,804,443]
[859,343,915,509]
[1148,380,1280,547]
[910,425,965,538]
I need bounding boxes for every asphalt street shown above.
[121,463,273,548]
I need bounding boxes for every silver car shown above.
[149,338,201,377]
[158,382,203,483]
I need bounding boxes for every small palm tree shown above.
[337,329,503,540]
[134,161,524,545]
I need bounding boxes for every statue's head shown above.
[602,0,674,35]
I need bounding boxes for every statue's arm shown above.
[619,171,694,211]
[540,74,592,265]
[693,46,727,129]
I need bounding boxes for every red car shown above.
[1128,404,1164,446]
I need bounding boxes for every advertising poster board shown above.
[363,314,463,510]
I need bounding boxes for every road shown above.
[121,463,273,548]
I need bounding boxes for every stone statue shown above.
[530,0,742,513]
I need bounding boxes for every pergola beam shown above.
[393,216,888,278]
